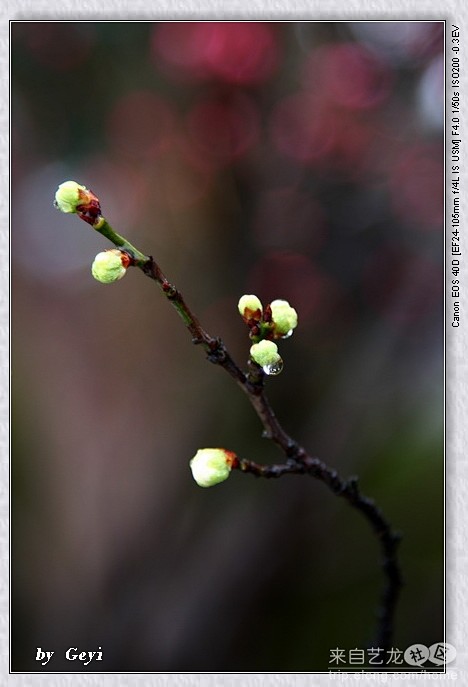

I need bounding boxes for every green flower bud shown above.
[238,294,263,322]
[54,180,102,225]
[270,299,298,337]
[54,181,88,213]
[91,249,130,284]
[190,448,236,488]
[249,339,280,367]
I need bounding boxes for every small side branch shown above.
[237,455,402,649]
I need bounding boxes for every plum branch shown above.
[54,180,402,650]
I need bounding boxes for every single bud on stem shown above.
[270,299,298,338]
[54,180,101,225]
[249,339,283,375]
[91,249,131,284]
[238,294,263,323]
[190,448,238,487]
[54,181,87,213]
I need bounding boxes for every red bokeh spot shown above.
[302,42,393,110]
[247,251,339,323]
[185,93,260,169]
[389,145,444,230]
[151,22,279,85]
[269,93,336,163]
[362,245,443,325]
[269,93,376,175]
[323,111,377,177]
[106,91,178,160]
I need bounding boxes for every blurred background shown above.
[12,21,444,672]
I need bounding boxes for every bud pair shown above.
[190,448,237,487]
[238,294,298,339]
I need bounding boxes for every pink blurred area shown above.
[185,91,260,170]
[389,144,444,230]
[106,90,179,160]
[12,21,444,672]
[300,42,394,110]
[151,22,280,84]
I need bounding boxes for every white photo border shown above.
[5,4,467,686]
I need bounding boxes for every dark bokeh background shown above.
[12,21,444,672]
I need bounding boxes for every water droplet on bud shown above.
[281,329,294,339]
[262,358,284,376]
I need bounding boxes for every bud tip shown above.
[190,448,236,487]
[249,339,281,367]
[270,299,298,337]
[238,294,263,321]
[54,180,87,214]
[91,249,129,284]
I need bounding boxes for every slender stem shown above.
[94,217,149,266]
[141,257,248,386]
[88,211,403,649]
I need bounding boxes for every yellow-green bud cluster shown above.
[190,448,236,487]
[91,250,129,284]
[237,294,298,339]
[237,293,298,375]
